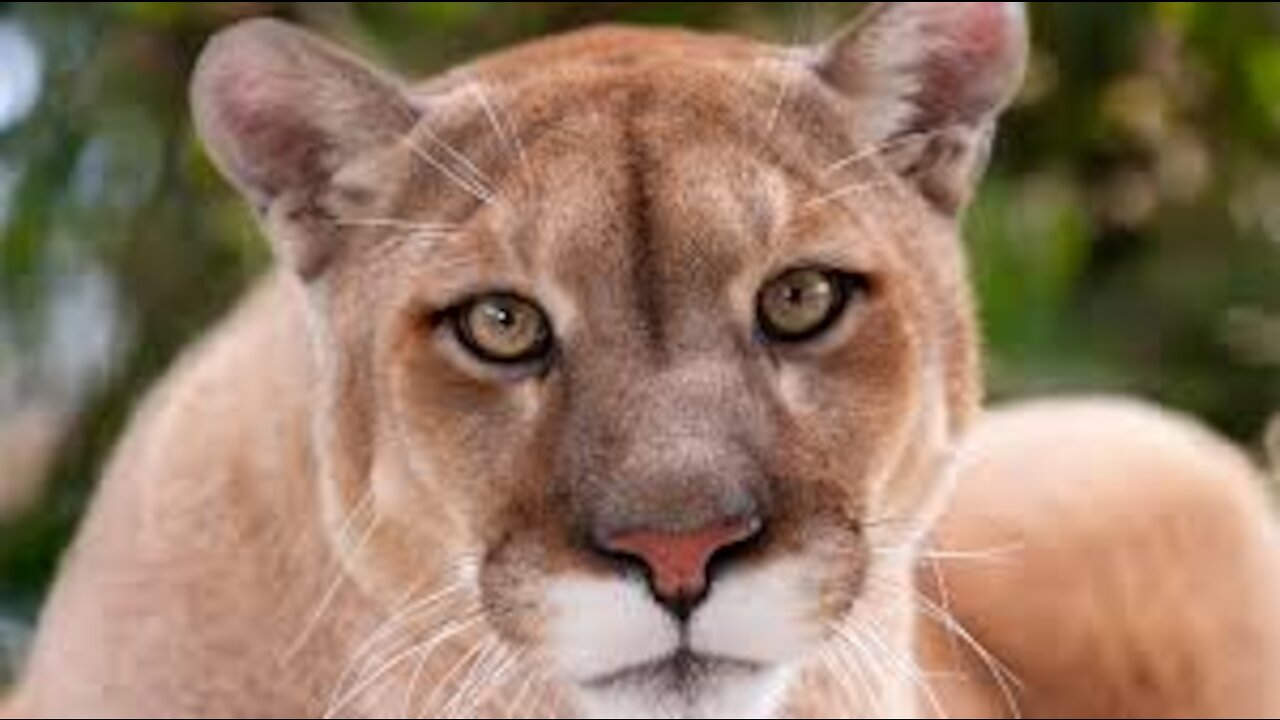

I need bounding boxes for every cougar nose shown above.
[601,516,763,617]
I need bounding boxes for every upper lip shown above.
[582,649,766,691]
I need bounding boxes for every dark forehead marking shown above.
[621,87,668,357]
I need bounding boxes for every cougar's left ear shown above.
[814,2,1029,213]
[191,19,416,278]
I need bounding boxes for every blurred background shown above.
[0,1,1277,684]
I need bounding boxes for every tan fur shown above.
[918,400,1280,719]
[5,5,1279,718]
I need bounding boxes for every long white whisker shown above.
[436,639,503,718]
[916,545,1025,563]
[335,218,463,234]
[416,634,498,718]
[803,180,900,211]
[766,2,815,135]
[821,645,878,716]
[281,494,378,661]
[353,560,479,665]
[827,624,900,718]
[765,52,801,136]
[418,123,498,195]
[915,592,1024,720]
[870,576,1024,720]
[467,78,535,204]
[337,582,470,695]
[924,554,964,660]
[859,616,948,720]
[462,648,523,719]
[441,641,514,719]
[870,542,1026,565]
[332,553,482,704]
[404,138,496,206]
[825,127,955,176]
[469,82,516,161]
[503,660,543,719]
[325,613,484,719]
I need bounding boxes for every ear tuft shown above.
[815,2,1029,212]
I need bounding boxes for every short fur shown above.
[4,4,1279,718]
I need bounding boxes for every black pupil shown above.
[784,283,809,305]
[488,303,517,330]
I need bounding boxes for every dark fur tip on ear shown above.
[191,18,414,277]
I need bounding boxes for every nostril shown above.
[599,516,763,616]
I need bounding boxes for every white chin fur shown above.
[545,559,826,719]
[576,668,791,720]
[689,558,823,665]
[545,576,679,684]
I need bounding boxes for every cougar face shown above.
[192,3,1026,716]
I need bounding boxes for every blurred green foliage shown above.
[0,2,1277,633]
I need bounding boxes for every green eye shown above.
[454,294,553,365]
[757,268,866,344]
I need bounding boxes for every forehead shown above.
[382,48,917,332]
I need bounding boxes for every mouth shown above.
[582,649,767,695]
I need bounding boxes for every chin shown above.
[534,558,835,720]
[574,655,792,720]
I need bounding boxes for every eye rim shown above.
[756,266,872,345]
[445,291,556,368]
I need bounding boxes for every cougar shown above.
[5,3,1279,717]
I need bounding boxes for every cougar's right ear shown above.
[191,18,416,278]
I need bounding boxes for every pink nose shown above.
[603,517,762,606]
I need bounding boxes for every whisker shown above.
[335,218,463,234]
[825,127,954,177]
[435,639,502,718]
[281,493,378,662]
[766,1,816,136]
[802,180,901,212]
[416,633,498,718]
[914,592,1024,719]
[464,647,524,719]
[325,613,484,720]
[870,542,1025,565]
[924,554,964,661]
[440,641,515,719]
[820,645,878,716]
[503,660,544,719]
[399,611,484,719]
[916,545,1025,564]
[466,78,536,222]
[468,81,530,180]
[831,621,905,717]
[335,554,483,698]
[340,583,470,690]
[404,137,496,206]
[765,51,803,136]
[419,123,498,196]
[869,576,1025,720]
[859,616,948,719]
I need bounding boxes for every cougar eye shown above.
[757,267,867,344]
[452,293,553,365]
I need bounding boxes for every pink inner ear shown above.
[199,54,325,201]
[907,2,1027,124]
